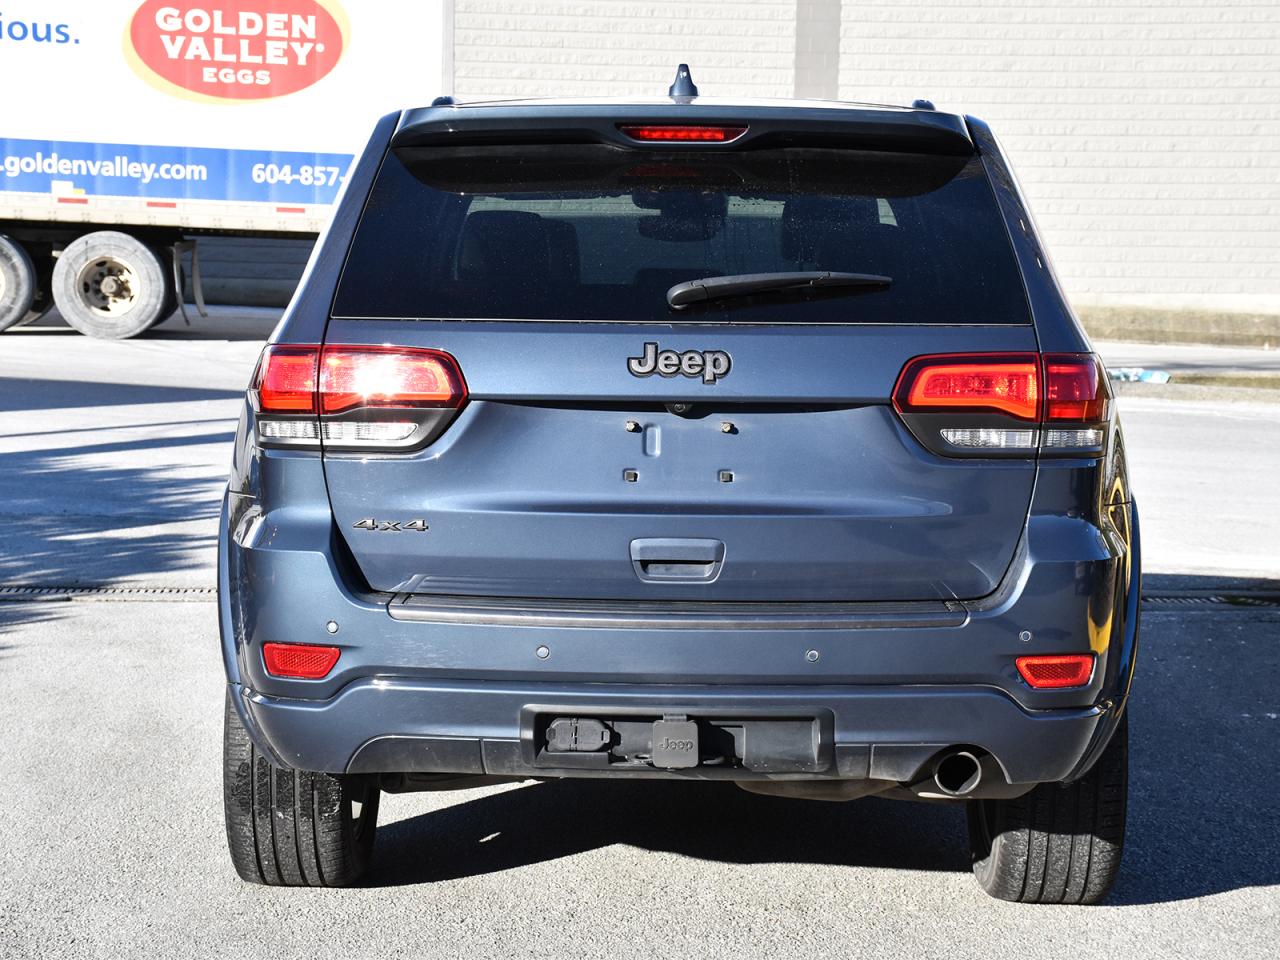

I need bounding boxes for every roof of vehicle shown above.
[393,95,973,155]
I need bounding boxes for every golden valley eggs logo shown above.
[126,1,348,102]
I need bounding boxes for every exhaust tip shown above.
[933,750,983,796]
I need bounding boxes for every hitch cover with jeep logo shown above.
[650,718,700,768]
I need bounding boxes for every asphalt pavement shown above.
[1,310,1278,959]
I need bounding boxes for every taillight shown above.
[1015,653,1094,689]
[262,642,340,680]
[618,124,747,142]
[895,354,1040,421]
[250,344,467,451]
[319,346,466,414]
[254,345,319,413]
[1044,355,1109,422]
[893,352,1110,457]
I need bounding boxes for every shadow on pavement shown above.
[0,375,235,587]
[0,434,227,584]
[371,780,969,885]
[0,600,65,640]
[0,376,241,414]
[367,575,1280,905]
[14,306,280,343]
[1108,573,1280,905]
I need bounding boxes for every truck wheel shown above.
[51,231,174,339]
[223,690,379,887]
[967,711,1127,904]
[150,252,184,330]
[0,235,37,332]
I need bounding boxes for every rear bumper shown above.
[235,677,1110,787]
[219,476,1141,784]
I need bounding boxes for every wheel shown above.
[223,690,380,887]
[149,246,183,330]
[12,241,54,325]
[51,231,174,339]
[0,234,37,332]
[967,711,1128,904]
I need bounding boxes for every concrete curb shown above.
[1112,381,1280,404]
[1080,306,1280,349]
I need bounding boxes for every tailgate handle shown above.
[630,538,725,583]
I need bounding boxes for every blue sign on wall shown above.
[1,137,354,205]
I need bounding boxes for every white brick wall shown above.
[451,0,1280,314]
[452,1,797,99]
[837,0,1280,314]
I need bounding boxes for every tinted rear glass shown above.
[333,144,1029,324]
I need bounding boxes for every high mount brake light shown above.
[893,352,1110,456]
[251,344,467,451]
[618,124,747,142]
[1015,654,1094,689]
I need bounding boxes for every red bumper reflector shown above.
[263,642,340,679]
[1015,654,1094,689]
[619,124,747,142]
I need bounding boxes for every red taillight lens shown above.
[252,344,467,450]
[1015,654,1094,689]
[254,345,319,413]
[318,346,466,414]
[894,354,1041,421]
[1044,354,1109,422]
[619,124,747,142]
[262,642,340,679]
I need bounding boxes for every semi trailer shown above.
[0,1,445,338]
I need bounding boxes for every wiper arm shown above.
[667,271,892,309]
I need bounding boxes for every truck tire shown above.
[147,248,182,330]
[51,231,174,339]
[0,235,37,332]
[967,711,1128,904]
[223,690,380,887]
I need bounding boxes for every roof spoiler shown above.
[392,102,973,155]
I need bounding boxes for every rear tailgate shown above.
[321,320,1036,601]
[317,113,1037,603]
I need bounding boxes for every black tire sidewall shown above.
[51,231,173,339]
[0,234,37,332]
[222,689,379,887]
[966,711,1129,904]
[149,246,182,330]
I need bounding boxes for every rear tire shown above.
[967,711,1128,904]
[223,690,380,887]
[51,231,174,339]
[149,246,183,330]
[0,234,37,332]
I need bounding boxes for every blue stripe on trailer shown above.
[0,137,354,205]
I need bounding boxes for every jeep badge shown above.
[627,342,732,384]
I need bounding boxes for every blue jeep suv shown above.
[219,70,1140,902]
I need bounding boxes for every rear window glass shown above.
[333,144,1029,324]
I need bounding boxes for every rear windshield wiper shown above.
[667,271,892,309]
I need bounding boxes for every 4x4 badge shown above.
[352,518,428,532]
[627,342,731,385]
